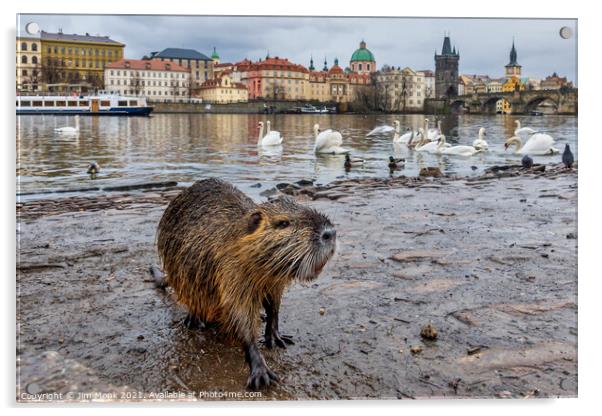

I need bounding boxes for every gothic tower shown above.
[434,34,460,98]
[504,40,522,79]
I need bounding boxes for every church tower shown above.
[434,34,460,98]
[504,40,522,79]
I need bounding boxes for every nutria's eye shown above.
[275,219,290,229]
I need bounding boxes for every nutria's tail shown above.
[149,264,168,289]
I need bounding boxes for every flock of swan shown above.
[255,118,562,160]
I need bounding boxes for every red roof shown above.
[328,65,344,74]
[106,58,188,72]
[245,57,309,74]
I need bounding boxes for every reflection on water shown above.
[16,113,577,200]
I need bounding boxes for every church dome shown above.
[350,40,375,63]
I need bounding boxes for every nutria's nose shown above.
[321,228,336,243]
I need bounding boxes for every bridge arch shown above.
[450,99,467,112]
[525,95,559,113]
[481,96,504,114]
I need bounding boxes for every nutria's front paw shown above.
[264,330,295,349]
[246,364,279,390]
[183,314,204,330]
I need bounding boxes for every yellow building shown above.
[496,98,511,114]
[198,73,249,103]
[16,36,42,91]
[40,30,124,88]
[502,76,525,92]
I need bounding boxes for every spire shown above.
[334,57,339,66]
[441,35,452,55]
[309,55,315,71]
[360,40,366,49]
[266,50,270,59]
[508,39,518,65]
[323,57,328,71]
[211,46,220,60]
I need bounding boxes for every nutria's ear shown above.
[247,211,263,234]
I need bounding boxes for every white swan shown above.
[514,120,538,138]
[505,133,559,155]
[438,134,482,157]
[393,121,414,144]
[54,115,80,134]
[313,123,350,154]
[415,134,445,153]
[427,119,442,141]
[367,124,395,136]
[472,127,489,151]
[257,121,283,146]
[266,121,282,141]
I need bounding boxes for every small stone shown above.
[566,232,577,239]
[410,345,423,354]
[420,323,438,340]
[319,307,326,315]
[250,183,262,188]
[419,167,443,178]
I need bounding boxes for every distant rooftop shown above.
[40,30,123,45]
[153,48,212,61]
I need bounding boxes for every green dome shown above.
[350,40,375,63]
[211,46,220,60]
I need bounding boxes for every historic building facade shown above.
[40,30,125,88]
[374,66,430,111]
[232,56,310,100]
[349,40,376,75]
[307,58,371,103]
[104,59,190,101]
[16,36,42,91]
[540,72,573,90]
[434,35,459,97]
[149,48,215,87]
[198,72,249,103]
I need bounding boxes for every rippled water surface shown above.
[17,113,577,200]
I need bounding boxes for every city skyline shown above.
[18,15,577,83]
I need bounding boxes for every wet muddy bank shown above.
[17,166,578,401]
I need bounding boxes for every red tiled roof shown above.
[106,58,188,72]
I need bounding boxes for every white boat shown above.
[16,93,153,116]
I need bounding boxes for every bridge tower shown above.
[435,33,460,98]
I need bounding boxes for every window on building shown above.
[32,56,38,65]
[22,69,28,76]
[31,43,38,52]
[21,42,27,51]
[21,55,27,64]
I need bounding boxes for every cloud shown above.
[18,14,577,81]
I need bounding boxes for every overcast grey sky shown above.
[18,15,577,82]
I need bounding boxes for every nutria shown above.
[157,178,336,389]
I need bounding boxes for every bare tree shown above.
[131,71,142,95]
[41,58,65,85]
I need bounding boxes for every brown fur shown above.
[157,178,335,347]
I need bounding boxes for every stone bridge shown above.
[445,89,577,115]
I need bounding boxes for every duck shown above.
[54,115,80,134]
[514,120,538,138]
[504,133,559,155]
[87,162,100,178]
[313,123,350,154]
[472,127,489,151]
[367,124,395,136]
[257,121,283,146]
[344,154,365,170]
[388,156,404,170]
[521,155,534,169]
[438,135,482,157]
[562,144,574,169]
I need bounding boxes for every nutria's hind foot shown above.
[183,314,205,331]
[245,342,279,390]
[264,330,295,349]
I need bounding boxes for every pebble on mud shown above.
[319,307,326,315]
[410,345,423,354]
[420,323,438,340]
[419,167,443,178]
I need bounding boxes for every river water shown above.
[16,113,577,201]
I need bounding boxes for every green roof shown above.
[211,46,220,60]
[350,40,375,63]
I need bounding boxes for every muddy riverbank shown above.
[16,165,577,401]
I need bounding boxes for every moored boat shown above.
[16,93,153,116]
